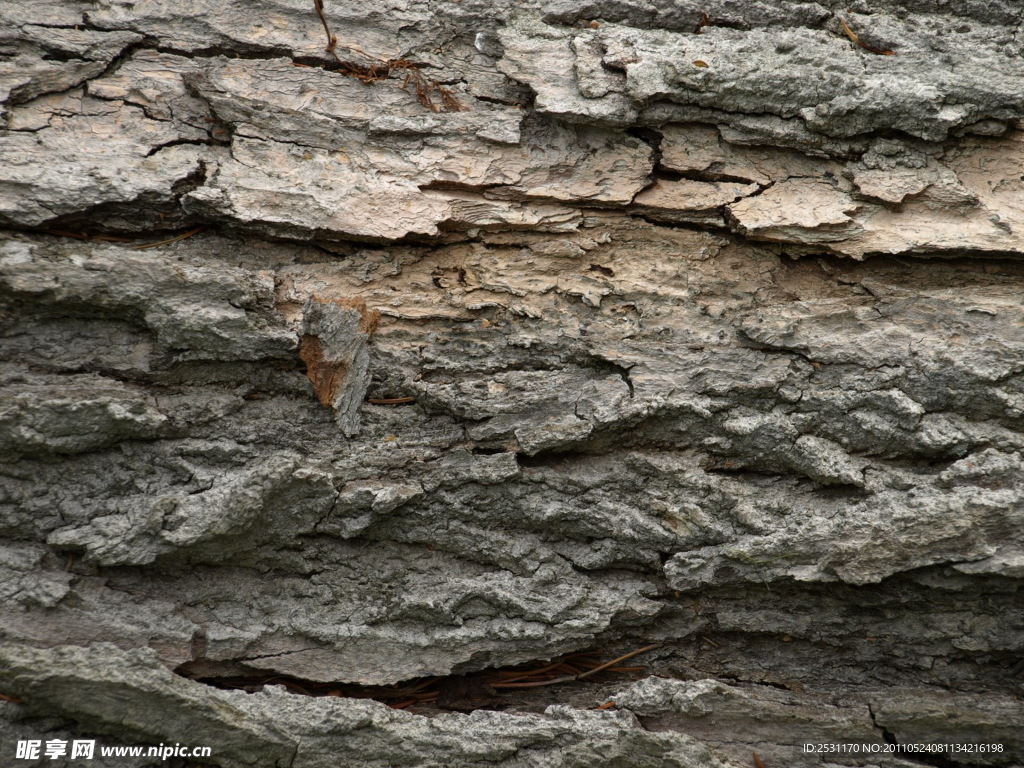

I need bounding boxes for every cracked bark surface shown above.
[1,1,1023,766]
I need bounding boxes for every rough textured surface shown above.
[2,0,1024,766]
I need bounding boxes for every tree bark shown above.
[1,1,1023,765]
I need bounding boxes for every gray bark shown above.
[1,1,1023,766]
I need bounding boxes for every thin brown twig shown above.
[132,225,206,250]
[577,644,660,681]
[494,660,566,682]
[753,751,766,768]
[43,228,91,240]
[397,677,441,694]
[311,0,336,53]
[309,0,463,111]
[367,396,417,405]
[492,644,660,689]
[492,676,581,689]
[838,17,896,56]
[488,651,606,683]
